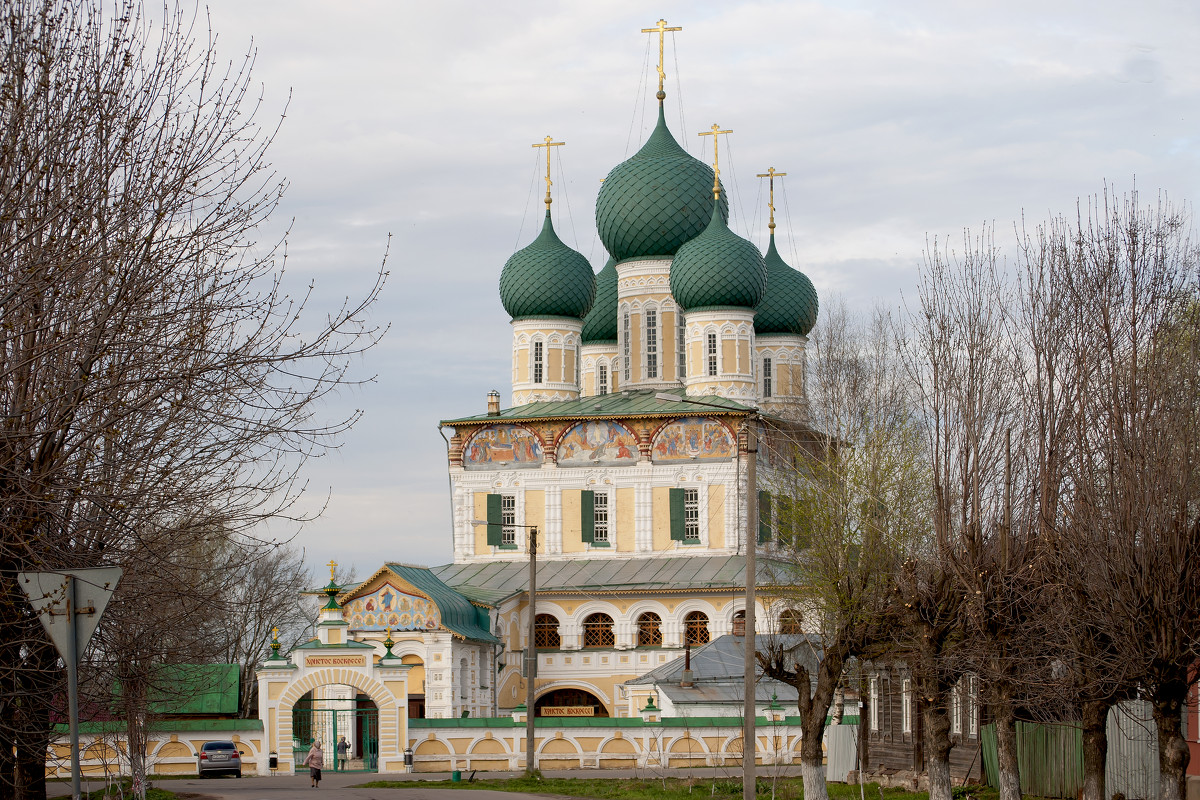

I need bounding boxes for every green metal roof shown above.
[440,388,753,426]
[432,554,792,607]
[670,204,767,311]
[58,718,264,734]
[580,257,619,344]
[499,210,595,320]
[384,563,498,643]
[134,664,240,716]
[596,104,728,261]
[755,233,818,336]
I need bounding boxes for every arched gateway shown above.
[256,582,413,775]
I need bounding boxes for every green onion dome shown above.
[499,210,596,320]
[596,105,728,261]
[581,257,619,344]
[670,205,767,311]
[755,234,819,335]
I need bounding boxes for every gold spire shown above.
[756,167,787,231]
[532,135,565,210]
[641,18,681,101]
[326,560,337,581]
[699,123,732,200]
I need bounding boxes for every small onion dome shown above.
[596,104,728,262]
[755,234,819,336]
[581,257,619,344]
[670,205,767,311]
[499,210,596,320]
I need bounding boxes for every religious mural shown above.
[652,416,734,461]
[556,421,639,466]
[345,583,440,632]
[462,424,543,468]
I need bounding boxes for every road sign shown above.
[18,567,122,660]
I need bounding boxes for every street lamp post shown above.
[655,393,759,799]
[475,519,539,777]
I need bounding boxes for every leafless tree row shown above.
[1,2,384,798]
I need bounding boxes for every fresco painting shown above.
[557,421,639,465]
[346,583,441,631]
[652,417,734,462]
[463,424,542,468]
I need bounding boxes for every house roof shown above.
[440,388,753,426]
[432,554,792,606]
[383,563,498,643]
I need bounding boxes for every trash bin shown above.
[404,746,413,772]
[268,753,278,770]
[451,770,461,782]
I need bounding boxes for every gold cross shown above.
[271,625,279,640]
[641,18,682,97]
[327,560,337,581]
[698,123,733,200]
[532,135,564,209]
[756,167,787,231]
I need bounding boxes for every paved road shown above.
[48,766,804,799]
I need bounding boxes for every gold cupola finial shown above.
[532,135,565,210]
[756,167,788,232]
[641,18,681,102]
[699,123,733,201]
[326,559,338,581]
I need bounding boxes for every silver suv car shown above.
[196,740,244,778]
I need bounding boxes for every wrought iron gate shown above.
[292,702,379,773]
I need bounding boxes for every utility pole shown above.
[526,525,539,777]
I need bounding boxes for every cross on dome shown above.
[532,136,565,210]
[699,123,733,200]
[640,18,681,100]
[756,167,787,231]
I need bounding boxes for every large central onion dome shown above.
[581,257,618,343]
[755,235,819,335]
[499,211,596,320]
[670,206,767,311]
[596,105,728,261]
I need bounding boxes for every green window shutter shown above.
[758,491,772,543]
[486,493,502,546]
[669,488,686,541]
[581,490,595,543]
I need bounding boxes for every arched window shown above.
[707,332,718,376]
[763,356,773,397]
[645,307,658,379]
[678,318,686,379]
[582,613,615,648]
[779,609,804,635]
[459,658,469,699]
[532,340,544,384]
[623,311,631,382]
[534,614,560,648]
[637,612,663,646]
[732,610,746,637]
[684,611,710,646]
[598,364,608,395]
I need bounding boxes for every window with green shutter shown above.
[486,493,503,546]
[581,490,595,543]
[758,490,772,543]
[669,487,686,540]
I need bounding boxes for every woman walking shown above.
[303,740,324,788]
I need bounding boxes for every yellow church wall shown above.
[563,346,575,383]
[722,338,736,375]
[473,492,488,553]
[630,313,642,382]
[401,655,425,692]
[562,489,584,553]
[689,338,702,378]
[582,370,594,396]
[526,491,545,551]
[615,488,635,551]
[515,348,529,383]
[708,485,725,548]
[651,487,671,550]
[548,347,563,382]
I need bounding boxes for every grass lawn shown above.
[355,775,997,800]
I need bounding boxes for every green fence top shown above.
[55,718,263,734]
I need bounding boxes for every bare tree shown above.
[0,2,386,798]
[759,302,928,800]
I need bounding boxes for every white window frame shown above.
[592,491,610,544]
[683,487,700,541]
[968,674,979,737]
[501,494,516,546]
[645,307,658,380]
[532,340,544,384]
[763,356,772,398]
[706,332,718,376]
[869,675,880,732]
[677,316,686,379]
[623,311,631,382]
[598,363,608,395]
[951,683,963,735]
[901,678,912,734]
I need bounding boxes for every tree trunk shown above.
[925,696,953,800]
[799,656,842,800]
[1152,681,1190,800]
[993,699,1021,800]
[801,732,829,800]
[1080,699,1111,800]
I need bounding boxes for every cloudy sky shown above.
[198,0,1200,578]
